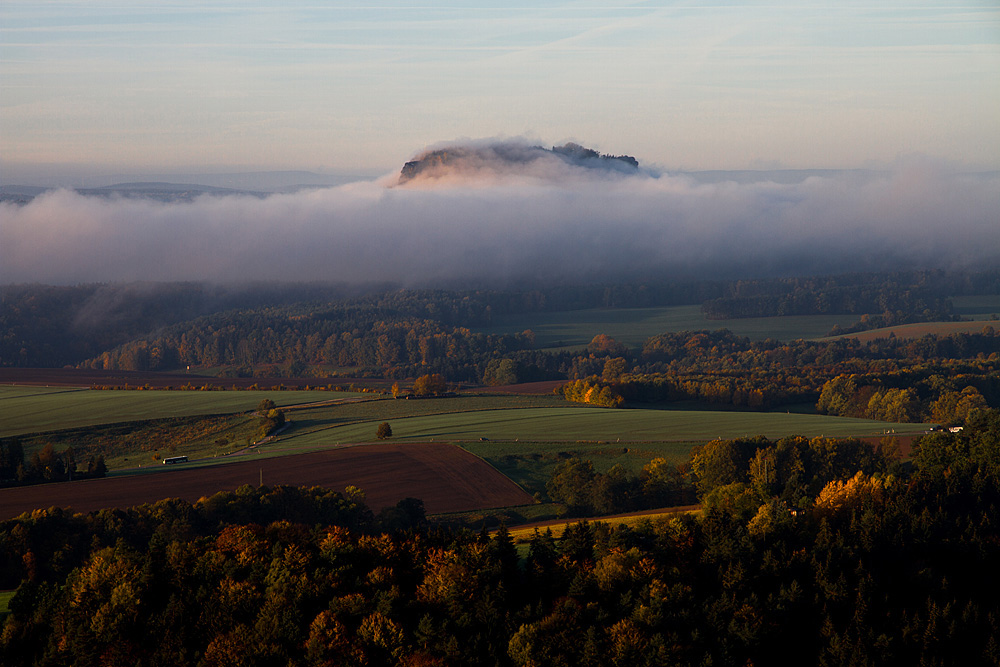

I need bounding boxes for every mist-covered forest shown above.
[4,271,999,424]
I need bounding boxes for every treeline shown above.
[0,440,106,487]
[83,310,536,382]
[3,412,999,666]
[562,372,814,410]
[543,433,897,518]
[817,373,998,425]
[8,270,998,371]
[688,432,899,511]
[546,457,696,515]
[0,281,364,368]
[699,270,987,320]
[0,280,719,369]
[80,280,735,379]
[558,328,1000,417]
[559,377,626,407]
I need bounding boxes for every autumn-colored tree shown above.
[690,437,763,496]
[546,458,598,514]
[602,357,627,382]
[483,358,518,386]
[813,471,890,518]
[376,422,392,439]
[413,373,447,396]
[640,457,689,507]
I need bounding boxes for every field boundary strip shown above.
[501,505,703,543]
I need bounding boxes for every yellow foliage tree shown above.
[814,472,890,517]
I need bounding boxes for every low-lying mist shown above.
[2,148,997,286]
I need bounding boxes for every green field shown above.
[474,296,1000,349]
[951,295,1000,320]
[274,405,921,448]
[4,388,925,509]
[5,388,911,452]
[15,412,279,470]
[242,401,921,497]
[0,388,367,438]
[0,589,14,618]
[476,304,862,349]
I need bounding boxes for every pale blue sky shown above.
[2,0,998,177]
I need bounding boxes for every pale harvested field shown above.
[825,321,997,342]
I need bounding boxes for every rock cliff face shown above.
[398,142,639,184]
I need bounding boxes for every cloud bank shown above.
[2,149,998,287]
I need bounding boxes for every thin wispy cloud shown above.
[3,1,996,171]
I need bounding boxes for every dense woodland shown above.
[4,271,998,374]
[2,409,999,666]
[561,327,1000,423]
[4,273,999,425]
[0,440,106,486]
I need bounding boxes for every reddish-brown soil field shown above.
[857,434,917,458]
[0,443,533,521]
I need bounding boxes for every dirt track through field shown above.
[0,443,533,520]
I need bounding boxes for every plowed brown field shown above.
[0,443,533,520]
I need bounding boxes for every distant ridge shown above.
[77,182,268,202]
[0,171,368,204]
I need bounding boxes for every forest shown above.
[2,409,998,666]
[558,326,1000,424]
[4,270,998,375]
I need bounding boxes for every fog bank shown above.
[2,160,997,286]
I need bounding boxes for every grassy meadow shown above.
[257,401,925,494]
[275,404,922,449]
[951,295,1000,320]
[475,295,1000,350]
[0,589,14,618]
[0,387,367,438]
[3,385,925,479]
[476,304,863,349]
[3,377,928,515]
[14,413,276,470]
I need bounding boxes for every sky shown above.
[2,0,999,180]
[2,2,998,287]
